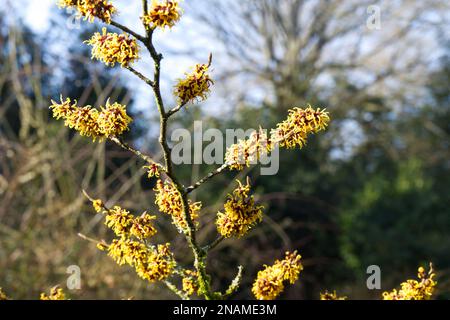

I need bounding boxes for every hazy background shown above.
[1,0,449,299]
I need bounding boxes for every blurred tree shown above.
[0,10,170,299]
[186,0,450,298]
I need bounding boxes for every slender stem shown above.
[110,20,146,43]
[142,0,149,16]
[167,102,187,118]
[186,164,228,194]
[142,22,214,299]
[203,236,225,252]
[109,136,163,169]
[125,66,154,87]
[164,280,189,300]
[78,233,103,245]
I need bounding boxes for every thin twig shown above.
[164,280,190,300]
[166,102,187,118]
[186,164,228,193]
[110,20,146,43]
[109,136,163,168]
[141,14,215,299]
[203,236,225,252]
[78,233,103,245]
[125,66,154,87]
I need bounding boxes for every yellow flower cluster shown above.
[93,202,157,240]
[85,28,140,67]
[225,128,272,171]
[174,62,213,104]
[225,106,330,170]
[216,179,263,238]
[182,270,199,296]
[271,106,330,149]
[154,179,201,233]
[320,290,347,300]
[50,97,132,141]
[40,286,66,300]
[89,196,175,283]
[382,265,436,300]
[142,0,182,29]
[58,0,116,24]
[252,251,303,300]
[106,239,175,282]
[0,288,9,300]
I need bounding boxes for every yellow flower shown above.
[104,206,135,237]
[174,60,213,104]
[144,164,160,178]
[382,264,436,300]
[97,204,157,240]
[130,213,158,240]
[40,286,66,300]
[320,290,347,300]
[142,0,182,29]
[252,251,303,300]
[135,244,176,282]
[85,28,140,67]
[154,179,201,233]
[271,106,330,149]
[0,288,9,300]
[225,106,329,171]
[50,97,103,140]
[107,238,149,266]
[96,242,108,251]
[49,96,76,120]
[277,251,303,284]
[182,270,199,296]
[67,106,104,139]
[97,100,132,136]
[225,128,272,171]
[58,0,116,24]
[216,179,263,238]
[107,239,175,282]
[92,199,104,213]
[252,266,285,301]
